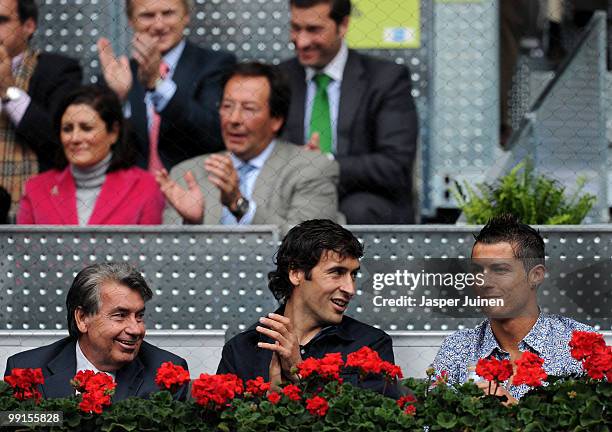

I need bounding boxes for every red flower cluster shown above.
[569,331,606,361]
[4,368,44,403]
[267,391,281,405]
[512,351,547,387]
[397,394,417,415]
[245,376,270,397]
[570,331,612,381]
[191,373,243,409]
[71,370,116,414]
[433,370,449,387]
[305,395,329,417]
[282,384,301,401]
[155,362,190,393]
[297,353,344,381]
[346,347,403,379]
[475,358,513,383]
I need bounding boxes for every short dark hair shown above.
[268,219,363,303]
[473,214,545,272]
[221,62,291,135]
[53,85,136,172]
[66,263,153,338]
[17,0,38,24]
[125,0,191,18]
[289,0,351,24]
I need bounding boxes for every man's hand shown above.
[305,132,320,152]
[476,381,518,406]
[204,154,242,211]
[131,32,163,90]
[155,169,205,224]
[97,38,132,101]
[256,313,302,383]
[0,45,15,97]
[268,352,283,392]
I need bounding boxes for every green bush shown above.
[453,160,597,224]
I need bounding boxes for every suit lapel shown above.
[285,60,306,145]
[128,60,149,165]
[114,356,144,401]
[250,144,284,224]
[50,169,78,224]
[88,170,136,224]
[42,339,77,399]
[337,50,366,156]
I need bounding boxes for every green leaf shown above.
[436,412,458,429]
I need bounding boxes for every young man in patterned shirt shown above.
[433,214,595,401]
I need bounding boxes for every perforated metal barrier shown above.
[1,227,609,338]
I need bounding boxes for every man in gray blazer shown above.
[157,62,339,234]
[279,0,418,224]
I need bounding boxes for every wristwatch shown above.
[1,86,21,103]
[231,196,250,220]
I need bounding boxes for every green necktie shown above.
[310,73,333,154]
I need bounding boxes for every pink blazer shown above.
[17,166,164,225]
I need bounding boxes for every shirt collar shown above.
[75,340,116,380]
[479,311,547,359]
[230,139,276,170]
[11,52,24,74]
[305,41,348,83]
[162,39,186,73]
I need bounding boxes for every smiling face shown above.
[76,281,146,372]
[220,75,283,161]
[288,250,360,329]
[128,0,189,54]
[290,3,348,69]
[471,242,543,319]
[61,104,118,169]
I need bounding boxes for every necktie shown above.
[310,73,333,154]
[147,62,170,173]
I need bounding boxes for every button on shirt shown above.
[219,141,276,225]
[217,306,396,396]
[304,41,348,153]
[433,313,595,399]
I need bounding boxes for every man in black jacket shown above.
[4,263,189,400]
[0,0,82,219]
[98,0,235,172]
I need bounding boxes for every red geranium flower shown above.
[569,331,607,361]
[4,368,44,403]
[583,345,612,380]
[79,389,112,414]
[397,394,417,410]
[305,395,329,417]
[282,384,301,401]
[296,353,344,381]
[346,347,383,375]
[191,373,243,409]
[71,371,115,414]
[267,391,281,405]
[155,362,190,393]
[512,351,547,387]
[245,376,270,397]
[404,404,416,416]
[476,358,513,383]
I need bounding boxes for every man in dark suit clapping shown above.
[97,0,236,172]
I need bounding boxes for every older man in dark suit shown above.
[280,0,418,224]
[4,263,189,400]
[97,0,235,172]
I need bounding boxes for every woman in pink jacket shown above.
[17,85,164,225]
